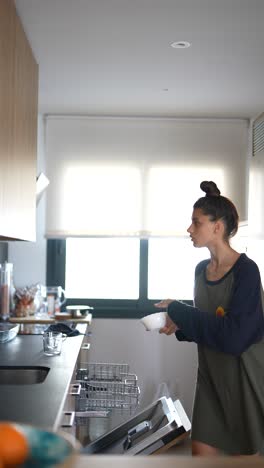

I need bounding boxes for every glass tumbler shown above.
[43,331,66,356]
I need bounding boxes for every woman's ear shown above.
[214,219,225,236]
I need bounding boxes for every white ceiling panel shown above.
[15,0,264,118]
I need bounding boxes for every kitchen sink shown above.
[0,366,50,385]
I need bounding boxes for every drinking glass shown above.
[43,331,66,356]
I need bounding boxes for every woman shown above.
[156,181,264,456]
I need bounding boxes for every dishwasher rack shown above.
[76,362,137,383]
[75,362,140,412]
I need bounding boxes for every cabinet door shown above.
[77,333,91,368]
[60,379,81,439]
[60,326,91,439]
[0,0,15,238]
[0,0,38,241]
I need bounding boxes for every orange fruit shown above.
[0,422,29,466]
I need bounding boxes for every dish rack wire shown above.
[75,362,140,411]
[76,362,136,382]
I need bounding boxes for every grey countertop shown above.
[60,455,264,467]
[0,326,86,430]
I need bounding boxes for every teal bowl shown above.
[11,423,78,467]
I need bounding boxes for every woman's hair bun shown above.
[200,181,221,197]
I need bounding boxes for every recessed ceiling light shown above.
[171,41,191,49]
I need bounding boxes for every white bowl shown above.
[140,312,167,331]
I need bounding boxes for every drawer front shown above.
[77,340,91,366]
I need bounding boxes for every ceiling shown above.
[15,0,264,119]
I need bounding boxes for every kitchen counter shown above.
[1,333,264,466]
[0,325,87,430]
[64,455,264,467]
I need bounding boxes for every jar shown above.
[0,263,14,321]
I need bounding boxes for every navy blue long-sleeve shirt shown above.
[168,254,264,356]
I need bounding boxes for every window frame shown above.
[46,238,193,318]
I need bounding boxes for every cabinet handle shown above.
[81,343,90,350]
[69,383,81,395]
[75,410,109,418]
[61,411,75,427]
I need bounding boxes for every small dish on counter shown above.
[66,305,93,318]
[0,323,20,343]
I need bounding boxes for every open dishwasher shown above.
[64,361,191,454]
[74,362,190,455]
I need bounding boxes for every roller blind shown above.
[45,117,248,237]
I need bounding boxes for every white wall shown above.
[88,318,197,417]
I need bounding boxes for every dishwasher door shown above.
[81,396,191,455]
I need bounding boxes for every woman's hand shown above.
[154,299,179,335]
[154,299,174,309]
[159,314,178,335]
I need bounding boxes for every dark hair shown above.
[193,181,239,239]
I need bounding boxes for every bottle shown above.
[0,263,14,321]
[55,297,61,314]
[47,293,55,317]
[46,286,66,317]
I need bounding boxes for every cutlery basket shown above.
[76,362,137,382]
[75,362,140,412]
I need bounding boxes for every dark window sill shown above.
[65,299,193,319]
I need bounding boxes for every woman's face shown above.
[187,208,219,248]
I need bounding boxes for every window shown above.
[58,165,142,236]
[65,238,140,299]
[148,238,208,299]
[45,115,249,317]
[47,237,209,318]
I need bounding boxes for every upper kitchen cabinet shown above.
[0,0,38,241]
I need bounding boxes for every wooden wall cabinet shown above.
[0,0,38,241]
